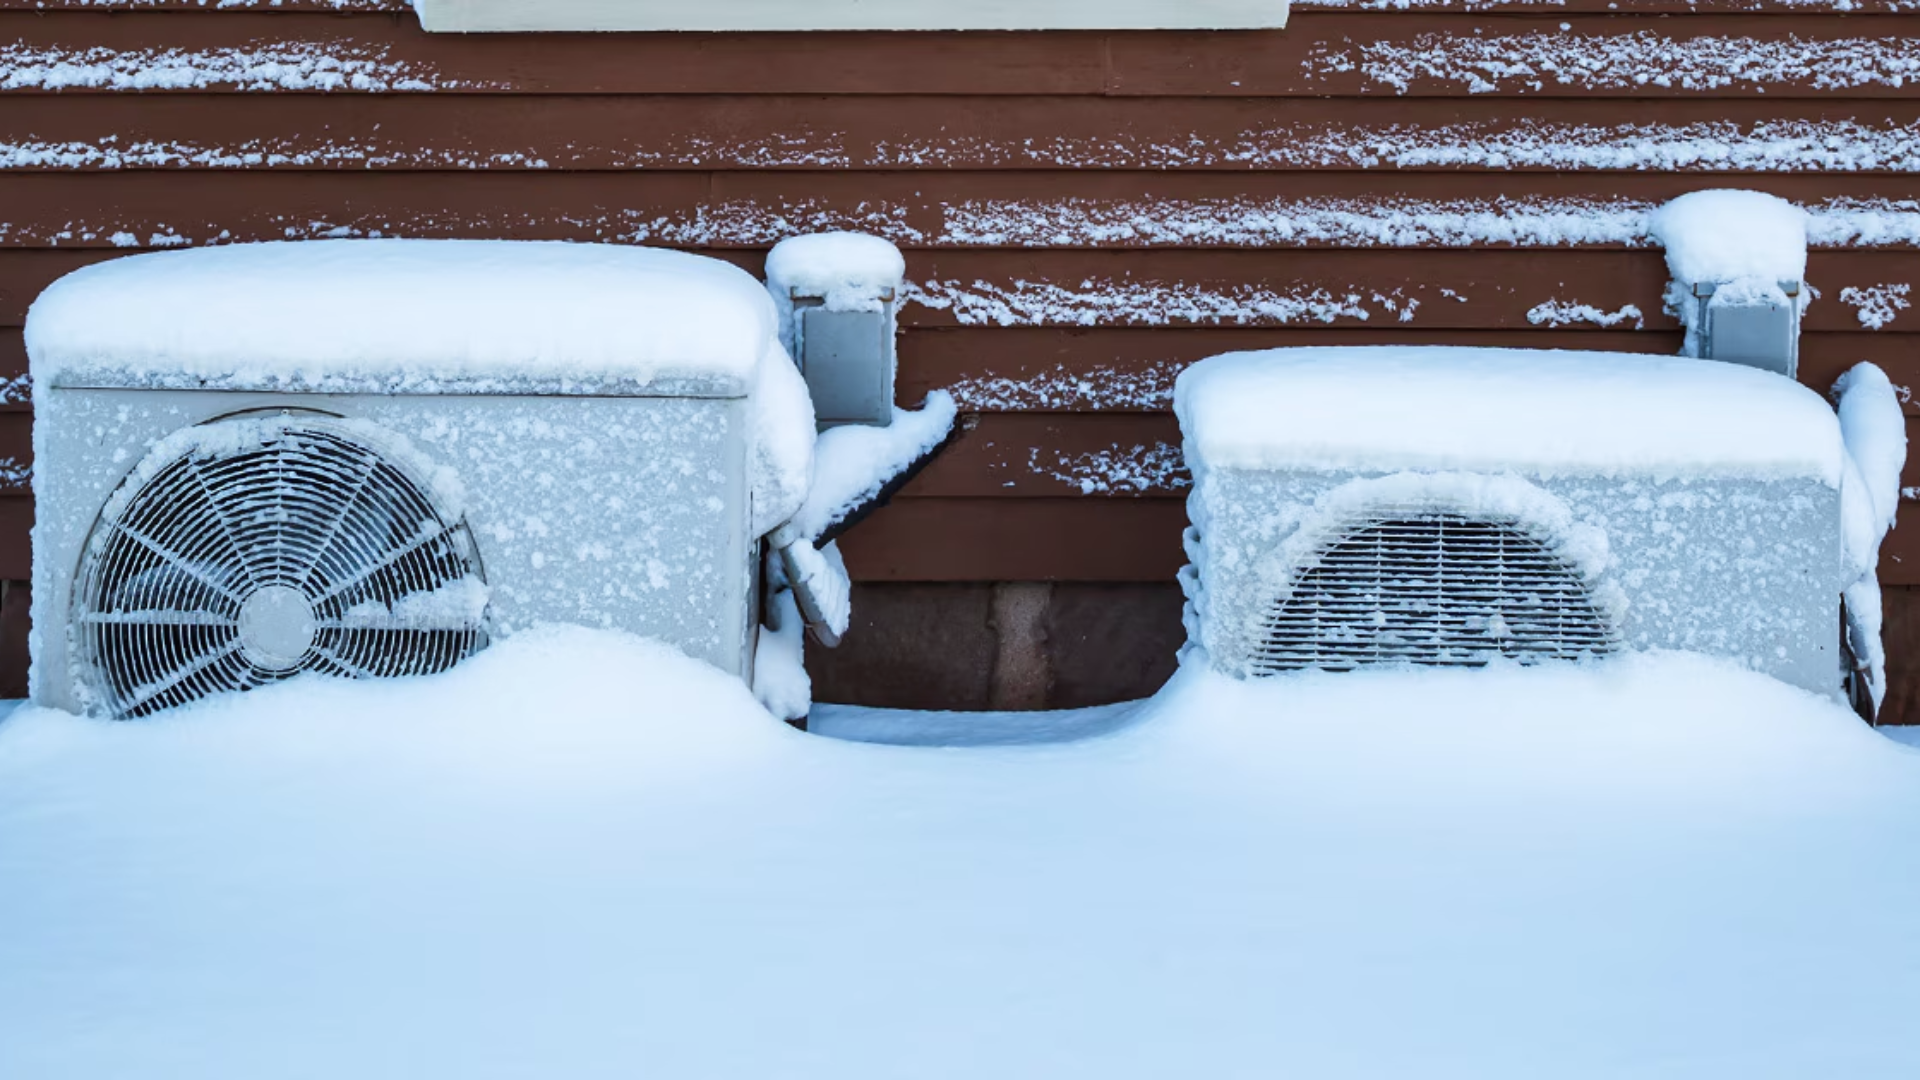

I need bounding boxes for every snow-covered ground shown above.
[3,629,1919,1078]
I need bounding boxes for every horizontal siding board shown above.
[902,413,1186,498]
[900,327,1920,414]
[5,96,1920,172]
[892,249,1919,332]
[834,497,1190,582]
[900,326,1687,409]
[1108,18,1920,99]
[1,170,1917,251]
[5,15,1919,97]
[0,17,1113,96]
[3,249,1915,331]
[0,496,26,578]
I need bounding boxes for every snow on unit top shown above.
[25,240,782,396]
[764,231,906,342]
[1649,190,1810,291]
[1176,347,1844,485]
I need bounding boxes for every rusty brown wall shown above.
[2,1,1917,712]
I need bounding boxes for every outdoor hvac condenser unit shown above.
[25,240,816,718]
[1176,347,1851,697]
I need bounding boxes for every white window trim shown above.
[415,0,1289,33]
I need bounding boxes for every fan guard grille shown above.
[75,414,489,718]
[1252,511,1616,674]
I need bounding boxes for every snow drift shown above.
[3,629,1919,1080]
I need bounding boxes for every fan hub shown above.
[238,585,317,671]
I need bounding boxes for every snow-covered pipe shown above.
[1649,190,1809,379]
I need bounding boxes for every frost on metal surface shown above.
[1293,0,1920,7]
[1187,467,1843,695]
[1309,31,1920,94]
[72,416,489,718]
[32,392,760,707]
[1176,348,1848,696]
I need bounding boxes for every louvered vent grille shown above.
[1253,512,1615,674]
[75,417,488,718]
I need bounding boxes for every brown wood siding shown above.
[0,6,1916,602]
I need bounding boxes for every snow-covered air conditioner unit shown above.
[1176,347,1852,698]
[25,240,816,718]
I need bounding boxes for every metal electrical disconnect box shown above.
[1694,281,1802,379]
[793,291,897,427]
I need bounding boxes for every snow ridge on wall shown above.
[2,121,1916,174]
[1526,300,1646,328]
[5,197,1917,252]
[946,363,1183,412]
[876,119,1920,173]
[0,42,483,92]
[1027,442,1191,495]
[1839,284,1913,329]
[1311,31,1920,94]
[910,280,1418,328]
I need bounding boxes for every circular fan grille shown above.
[1253,511,1616,674]
[75,414,489,718]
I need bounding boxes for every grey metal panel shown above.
[34,388,755,713]
[1694,283,1802,380]
[797,306,897,427]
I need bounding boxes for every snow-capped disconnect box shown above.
[25,240,818,717]
[767,233,906,428]
[1175,347,1853,698]
[1651,190,1809,379]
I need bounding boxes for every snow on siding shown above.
[4,122,1917,174]
[0,138,549,171]
[910,280,1417,328]
[0,375,31,407]
[1526,301,1646,329]
[1310,31,1920,95]
[1,202,920,249]
[946,364,1182,412]
[943,197,1653,248]
[0,42,485,92]
[1839,284,1913,329]
[4,198,1917,252]
[1027,443,1191,495]
[946,197,1920,249]
[876,119,1920,173]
